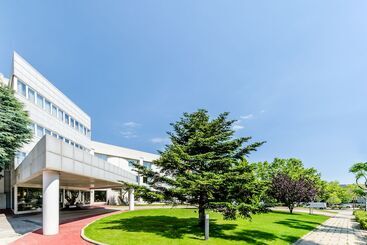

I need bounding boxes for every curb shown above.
[80,210,126,245]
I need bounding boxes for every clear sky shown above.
[1,1,366,183]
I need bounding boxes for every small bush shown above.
[354,210,367,229]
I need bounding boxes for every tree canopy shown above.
[255,158,321,213]
[0,84,32,177]
[122,109,266,226]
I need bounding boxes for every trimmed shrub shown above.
[354,210,367,229]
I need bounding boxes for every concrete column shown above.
[43,170,59,235]
[129,188,134,211]
[13,185,18,214]
[90,190,94,205]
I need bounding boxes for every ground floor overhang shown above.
[12,135,137,235]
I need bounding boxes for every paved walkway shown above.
[295,209,367,245]
[11,209,123,245]
[2,205,190,245]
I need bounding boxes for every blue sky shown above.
[1,1,367,183]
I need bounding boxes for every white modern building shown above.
[0,52,159,235]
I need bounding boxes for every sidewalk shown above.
[295,209,367,245]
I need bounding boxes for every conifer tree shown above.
[122,109,266,226]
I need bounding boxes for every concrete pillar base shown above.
[42,170,60,235]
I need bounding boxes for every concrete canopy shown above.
[15,135,137,189]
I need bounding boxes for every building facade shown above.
[0,52,159,235]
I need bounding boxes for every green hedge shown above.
[354,210,367,229]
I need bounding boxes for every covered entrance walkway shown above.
[12,135,136,236]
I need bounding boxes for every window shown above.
[70,117,75,128]
[27,88,35,102]
[75,121,79,130]
[64,114,70,125]
[45,129,51,135]
[17,80,26,96]
[58,135,64,141]
[128,159,137,167]
[95,153,108,161]
[28,123,35,134]
[51,105,57,117]
[79,124,84,133]
[70,141,75,146]
[17,187,42,211]
[36,125,44,137]
[51,132,58,138]
[15,152,26,165]
[36,94,44,108]
[58,109,63,121]
[143,161,152,169]
[65,138,70,144]
[45,100,51,113]
[94,191,107,202]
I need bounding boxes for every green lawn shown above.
[84,208,328,245]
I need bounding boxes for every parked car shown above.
[307,202,327,209]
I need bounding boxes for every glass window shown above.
[70,118,75,128]
[36,94,44,108]
[52,132,58,138]
[79,124,84,133]
[58,135,64,141]
[65,138,70,144]
[17,80,26,97]
[51,105,57,117]
[143,161,152,169]
[58,109,64,121]
[17,187,42,212]
[45,129,51,135]
[128,159,137,167]
[27,88,35,102]
[28,123,35,134]
[36,125,44,137]
[83,127,87,135]
[15,152,26,165]
[64,114,70,125]
[45,100,51,113]
[75,121,79,130]
[94,191,107,202]
[95,153,108,161]
[70,141,75,146]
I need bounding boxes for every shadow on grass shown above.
[98,215,298,243]
[275,218,323,230]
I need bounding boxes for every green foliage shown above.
[121,109,266,225]
[326,193,341,206]
[350,162,367,190]
[354,210,367,229]
[254,158,322,211]
[0,85,32,175]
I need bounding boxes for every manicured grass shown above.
[84,208,328,245]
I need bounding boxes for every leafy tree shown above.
[350,162,367,190]
[255,158,323,207]
[122,109,266,226]
[269,173,317,213]
[0,84,32,177]
[327,193,341,206]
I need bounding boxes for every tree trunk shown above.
[198,205,205,227]
[289,203,294,214]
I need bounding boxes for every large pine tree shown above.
[0,84,32,177]
[123,109,266,226]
